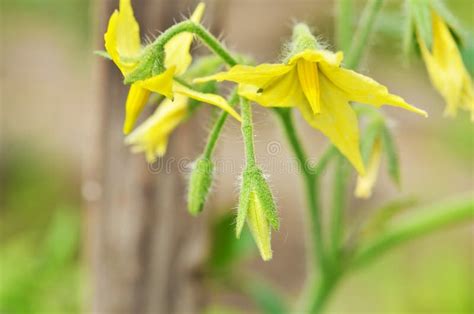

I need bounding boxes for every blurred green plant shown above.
[2,0,91,42]
[0,144,82,314]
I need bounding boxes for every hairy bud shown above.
[187,156,214,215]
[237,165,279,261]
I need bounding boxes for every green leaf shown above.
[207,213,254,274]
[243,280,288,314]
[360,197,418,238]
[351,195,474,269]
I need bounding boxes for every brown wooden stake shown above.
[84,1,221,313]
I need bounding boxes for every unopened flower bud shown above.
[187,156,214,215]
[237,165,279,261]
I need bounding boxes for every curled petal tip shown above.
[261,252,273,262]
[123,123,133,135]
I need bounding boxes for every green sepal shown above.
[402,0,416,60]
[380,125,401,187]
[283,23,319,62]
[253,172,280,231]
[187,156,214,215]
[123,46,159,84]
[236,167,253,237]
[360,118,383,165]
[360,197,418,238]
[410,0,433,49]
[236,165,280,237]
[94,50,112,60]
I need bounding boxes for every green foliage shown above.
[0,145,82,314]
[207,213,288,314]
[207,213,254,275]
[243,280,288,314]
[2,0,91,41]
[439,113,474,160]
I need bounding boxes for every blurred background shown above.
[1,0,473,313]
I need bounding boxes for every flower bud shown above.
[237,166,279,261]
[187,156,214,215]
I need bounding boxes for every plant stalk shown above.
[240,98,257,167]
[345,0,384,69]
[202,90,239,159]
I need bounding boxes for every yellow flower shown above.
[355,138,382,199]
[417,11,474,120]
[125,94,188,162]
[104,0,240,134]
[196,49,427,174]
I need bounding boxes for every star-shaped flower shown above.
[197,45,426,173]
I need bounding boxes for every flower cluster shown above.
[100,0,472,261]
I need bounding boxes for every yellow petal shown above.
[138,66,176,99]
[174,83,242,121]
[299,74,365,174]
[104,11,121,69]
[288,49,343,67]
[104,0,142,75]
[125,95,189,162]
[296,59,321,114]
[164,3,206,75]
[123,84,151,134]
[117,0,141,58]
[237,68,308,108]
[355,139,382,199]
[319,63,428,117]
[247,192,272,261]
[194,63,292,86]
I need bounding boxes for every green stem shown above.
[240,98,257,167]
[336,0,354,53]
[275,109,327,272]
[329,154,349,264]
[345,0,385,69]
[306,272,341,314]
[202,90,239,159]
[153,21,238,69]
[351,196,474,269]
[313,145,337,176]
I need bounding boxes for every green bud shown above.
[187,156,214,216]
[236,165,279,261]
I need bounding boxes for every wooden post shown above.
[85,1,214,313]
